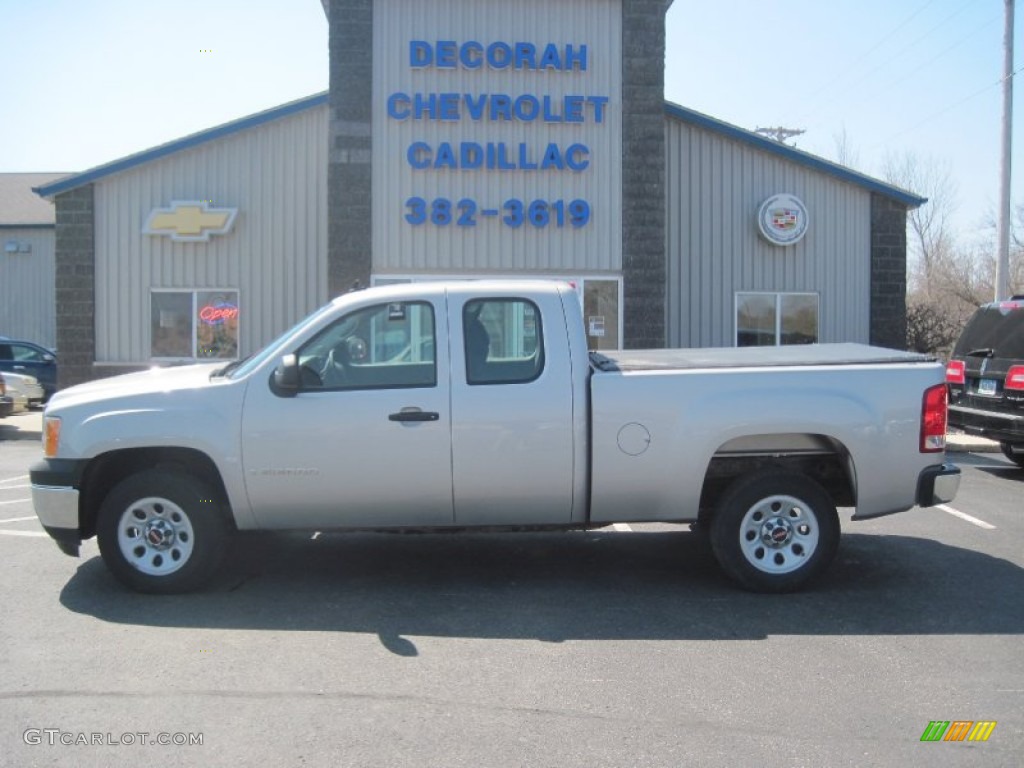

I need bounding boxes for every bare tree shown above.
[881,152,958,289]
[832,125,860,170]
[880,152,985,355]
[881,154,1023,354]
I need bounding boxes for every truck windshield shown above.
[223,302,338,381]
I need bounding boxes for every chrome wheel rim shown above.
[738,494,819,574]
[117,497,195,576]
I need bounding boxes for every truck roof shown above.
[334,279,573,304]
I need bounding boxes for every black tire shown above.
[709,470,840,593]
[97,469,229,593]
[1000,442,1024,469]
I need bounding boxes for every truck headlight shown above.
[43,416,61,457]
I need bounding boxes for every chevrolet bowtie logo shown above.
[143,200,238,242]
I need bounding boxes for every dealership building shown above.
[33,0,924,388]
[0,173,65,348]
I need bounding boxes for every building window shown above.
[151,290,239,360]
[464,299,544,385]
[736,293,818,347]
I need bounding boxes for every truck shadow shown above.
[0,422,42,442]
[975,465,1024,482]
[59,531,1024,653]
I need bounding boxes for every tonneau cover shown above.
[590,343,936,372]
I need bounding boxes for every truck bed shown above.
[590,343,936,372]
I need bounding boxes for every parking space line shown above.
[0,498,31,506]
[0,484,30,490]
[936,504,996,530]
[0,475,29,485]
[611,523,633,532]
[0,516,37,524]
[0,530,47,537]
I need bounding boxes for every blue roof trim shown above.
[663,101,927,208]
[34,92,329,199]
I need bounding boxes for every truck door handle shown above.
[388,409,439,422]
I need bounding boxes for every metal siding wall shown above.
[665,118,871,349]
[373,0,622,274]
[94,106,328,363]
[0,228,56,347]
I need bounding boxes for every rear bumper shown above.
[949,404,1024,444]
[30,459,87,557]
[916,463,961,507]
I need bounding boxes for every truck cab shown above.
[241,281,588,528]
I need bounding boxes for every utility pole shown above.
[754,126,806,145]
[996,0,1015,301]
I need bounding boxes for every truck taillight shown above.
[921,384,947,453]
[1006,365,1024,391]
[945,359,965,385]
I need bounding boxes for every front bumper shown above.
[30,459,87,557]
[916,463,961,507]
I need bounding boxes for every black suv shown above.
[946,296,1024,467]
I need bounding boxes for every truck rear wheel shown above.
[97,469,228,593]
[710,470,839,593]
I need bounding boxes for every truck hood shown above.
[47,363,226,411]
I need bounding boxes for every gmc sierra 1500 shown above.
[32,281,959,593]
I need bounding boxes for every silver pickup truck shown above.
[31,280,959,594]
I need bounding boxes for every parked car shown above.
[2,371,44,411]
[946,296,1024,467]
[32,281,958,594]
[0,373,13,419]
[0,339,57,401]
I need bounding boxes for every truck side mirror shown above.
[271,354,300,397]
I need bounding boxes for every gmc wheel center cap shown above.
[145,519,175,549]
[761,518,793,547]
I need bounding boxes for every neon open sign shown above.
[199,302,239,325]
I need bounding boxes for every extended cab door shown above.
[447,286,576,525]
[240,297,453,528]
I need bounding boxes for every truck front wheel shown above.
[96,469,229,593]
[710,470,839,593]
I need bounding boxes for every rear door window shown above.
[463,299,544,385]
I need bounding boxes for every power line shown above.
[796,0,980,126]
[874,13,999,94]
[800,0,940,105]
[814,11,1000,127]
[871,64,1024,151]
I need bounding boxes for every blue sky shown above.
[1,0,1018,244]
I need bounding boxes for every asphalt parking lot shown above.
[1,410,1021,767]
